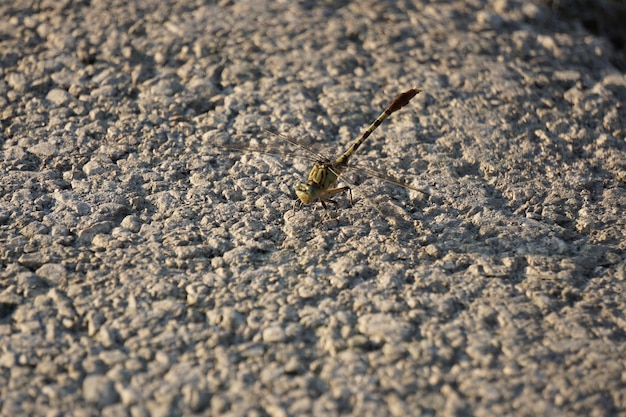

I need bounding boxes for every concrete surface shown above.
[1,0,625,416]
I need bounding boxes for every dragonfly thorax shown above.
[294,161,342,205]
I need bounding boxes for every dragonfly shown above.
[215,88,428,217]
[280,87,427,212]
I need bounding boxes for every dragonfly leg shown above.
[287,199,303,219]
[319,196,339,210]
[323,186,350,198]
[322,186,352,208]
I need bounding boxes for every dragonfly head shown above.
[295,181,319,204]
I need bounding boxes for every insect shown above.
[288,87,425,211]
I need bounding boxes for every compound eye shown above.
[295,183,317,204]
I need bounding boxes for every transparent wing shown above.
[262,128,332,163]
[263,128,429,195]
[341,162,430,196]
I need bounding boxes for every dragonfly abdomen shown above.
[333,88,421,167]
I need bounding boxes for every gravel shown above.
[1,0,625,416]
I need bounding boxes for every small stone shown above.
[83,375,120,406]
[129,405,150,417]
[522,2,544,20]
[7,72,27,91]
[0,352,17,368]
[18,253,49,270]
[83,159,107,175]
[78,221,112,243]
[119,386,142,406]
[424,244,441,258]
[28,142,57,157]
[121,215,141,232]
[357,314,413,344]
[46,88,72,106]
[20,221,50,238]
[97,326,117,348]
[476,11,503,30]
[17,271,47,290]
[263,325,286,343]
[36,263,67,285]
[92,234,110,249]
[182,384,210,412]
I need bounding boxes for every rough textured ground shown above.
[1,0,625,416]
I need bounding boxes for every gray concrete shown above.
[1,0,625,416]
